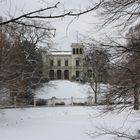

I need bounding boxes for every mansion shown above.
[42,43,84,80]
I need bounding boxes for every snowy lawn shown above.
[0,106,139,140]
[35,80,93,99]
[35,80,109,106]
[35,80,108,99]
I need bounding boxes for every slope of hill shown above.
[35,80,93,99]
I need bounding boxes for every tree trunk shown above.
[133,85,139,110]
[94,82,98,104]
[95,91,97,104]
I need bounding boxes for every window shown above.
[49,70,54,80]
[64,70,69,80]
[73,48,75,54]
[50,60,53,66]
[57,60,61,66]
[76,60,80,66]
[76,71,79,78]
[65,60,68,66]
[76,48,79,54]
[80,48,83,54]
[57,70,62,79]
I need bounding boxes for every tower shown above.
[71,43,83,80]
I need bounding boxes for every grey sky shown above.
[0,0,117,50]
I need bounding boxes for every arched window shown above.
[64,70,69,80]
[57,70,62,80]
[76,48,79,54]
[73,48,75,54]
[49,70,54,80]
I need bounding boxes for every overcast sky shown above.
[0,0,118,51]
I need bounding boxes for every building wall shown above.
[42,43,83,80]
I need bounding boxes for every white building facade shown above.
[42,43,84,80]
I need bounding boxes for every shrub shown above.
[55,102,65,106]
[73,102,87,106]
[36,99,46,106]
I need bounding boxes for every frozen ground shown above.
[0,106,139,140]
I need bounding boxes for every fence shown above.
[34,96,94,107]
[0,96,95,109]
[0,95,132,109]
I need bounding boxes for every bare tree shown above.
[0,21,50,104]
[0,1,103,33]
[89,126,140,140]
[0,0,104,105]
[82,0,140,139]
[83,44,110,104]
[95,0,140,29]
[103,23,140,110]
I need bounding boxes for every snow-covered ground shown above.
[35,80,109,99]
[1,80,138,140]
[35,80,93,99]
[35,80,108,105]
[0,106,139,140]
